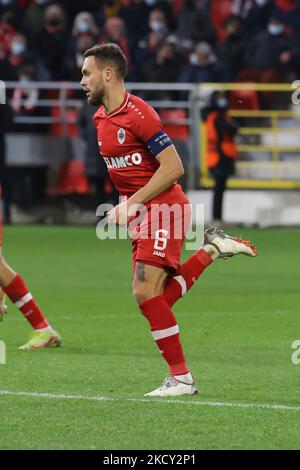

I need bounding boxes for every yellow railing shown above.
[199,83,300,189]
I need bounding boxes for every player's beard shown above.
[88,88,104,107]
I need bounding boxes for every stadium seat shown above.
[160,109,189,140]
[210,0,233,42]
[229,89,260,110]
[47,160,90,195]
[51,107,79,138]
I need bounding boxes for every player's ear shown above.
[104,67,113,82]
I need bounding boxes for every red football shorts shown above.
[130,185,191,273]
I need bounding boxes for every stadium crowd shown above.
[1,0,300,222]
[1,0,300,91]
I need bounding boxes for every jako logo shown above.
[103,153,142,169]
[291,340,300,365]
[0,340,6,365]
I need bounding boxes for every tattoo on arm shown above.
[136,263,145,282]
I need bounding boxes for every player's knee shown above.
[132,282,156,306]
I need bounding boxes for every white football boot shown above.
[204,226,257,259]
[145,375,197,397]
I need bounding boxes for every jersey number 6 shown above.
[154,229,168,251]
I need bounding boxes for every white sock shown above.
[203,244,219,260]
[35,326,54,333]
[174,372,194,384]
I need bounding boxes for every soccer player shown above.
[0,188,61,349]
[81,43,257,397]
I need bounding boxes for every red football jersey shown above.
[93,91,177,197]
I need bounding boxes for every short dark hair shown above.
[84,43,127,79]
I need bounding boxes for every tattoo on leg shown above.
[136,263,145,282]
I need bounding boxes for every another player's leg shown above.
[163,226,257,308]
[0,286,8,321]
[133,262,197,397]
[0,249,61,349]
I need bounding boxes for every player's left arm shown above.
[129,145,184,206]
[108,104,184,225]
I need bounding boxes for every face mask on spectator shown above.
[77,20,90,33]
[11,42,25,55]
[268,24,284,35]
[36,0,48,4]
[190,53,199,66]
[217,98,228,109]
[150,20,165,32]
[145,0,157,5]
[20,75,30,84]
[255,0,268,6]
[47,18,62,27]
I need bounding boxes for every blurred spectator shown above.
[178,42,229,98]
[272,0,300,35]
[78,101,118,207]
[101,0,123,18]
[240,16,297,84]
[217,15,247,80]
[202,91,238,225]
[0,7,17,59]
[243,0,274,38]
[11,64,39,116]
[32,3,68,80]
[64,34,95,83]
[23,0,51,39]
[55,1,99,25]
[139,41,182,99]
[99,16,131,65]
[175,0,215,44]
[64,11,99,76]
[135,7,169,66]
[71,10,99,38]
[0,102,13,223]
[0,0,24,31]
[147,0,174,29]
[10,64,50,134]
[120,0,151,56]
[6,32,34,78]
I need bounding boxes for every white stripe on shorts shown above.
[173,275,187,296]
[152,324,179,341]
[15,293,33,309]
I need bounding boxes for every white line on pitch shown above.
[0,390,299,412]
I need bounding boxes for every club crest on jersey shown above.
[117,128,126,145]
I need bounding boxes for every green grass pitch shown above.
[0,225,299,450]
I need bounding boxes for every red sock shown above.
[3,274,49,330]
[164,249,213,307]
[140,295,189,376]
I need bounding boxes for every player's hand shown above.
[108,201,144,226]
[108,201,130,226]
